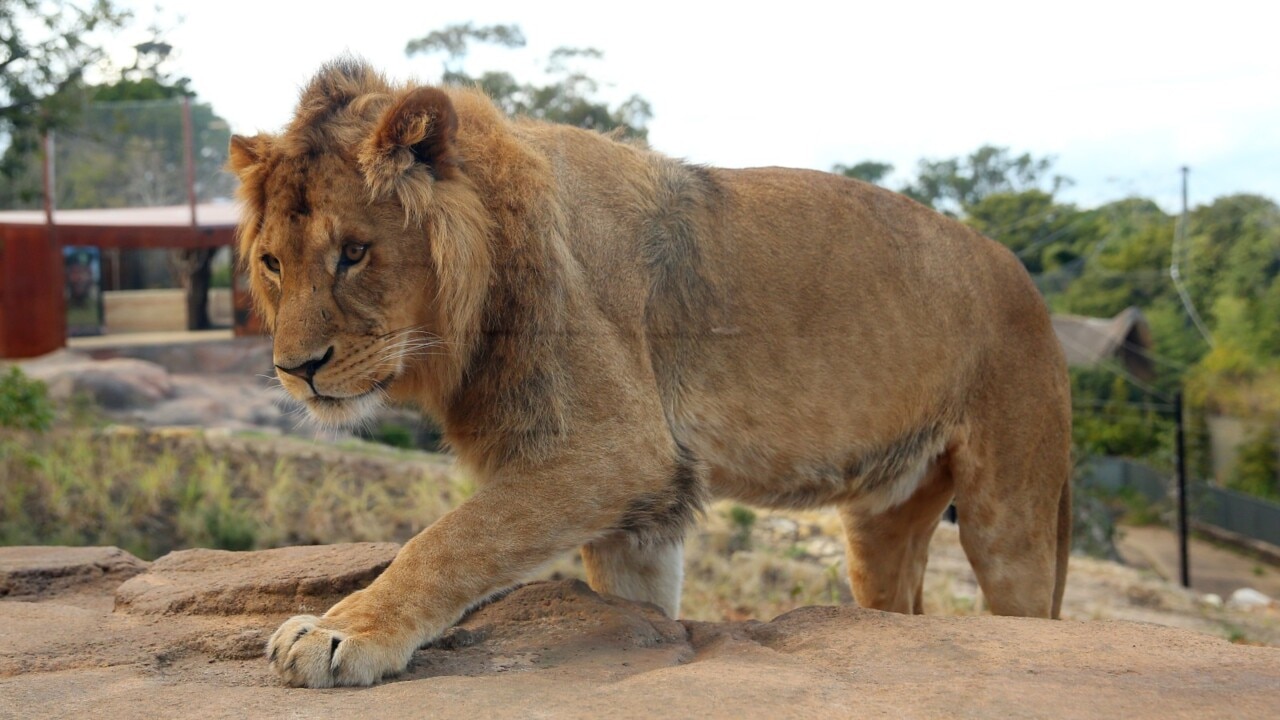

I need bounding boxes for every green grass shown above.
[0,426,464,560]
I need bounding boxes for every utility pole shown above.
[1181,165,1189,221]
[1170,166,1214,347]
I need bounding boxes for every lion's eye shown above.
[261,254,280,274]
[340,243,368,268]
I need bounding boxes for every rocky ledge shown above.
[1,544,1277,719]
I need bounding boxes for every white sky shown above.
[107,0,1280,212]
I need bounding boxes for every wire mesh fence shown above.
[1081,455,1280,551]
[2,96,235,211]
[55,97,233,209]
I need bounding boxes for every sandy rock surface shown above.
[2,545,1278,719]
[114,543,398,616]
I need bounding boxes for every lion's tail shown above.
[1051,476,1072,619]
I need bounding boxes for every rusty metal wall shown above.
[0,224,65,359]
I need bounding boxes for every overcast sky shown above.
[108,0,1279,212]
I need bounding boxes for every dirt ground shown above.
[3,546,1278,719]
[1116,523,1280,600]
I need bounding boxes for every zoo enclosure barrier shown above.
[1078,456,1280,551]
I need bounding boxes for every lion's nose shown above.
[275,346,334,383]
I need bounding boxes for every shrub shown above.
[0,366,54,432]
[1227,425,1280,501]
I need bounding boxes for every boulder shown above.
[114,542,398,615]
[25,357,173,410]
[0,546,148,599]
[1,544,1277,718]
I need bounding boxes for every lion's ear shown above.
[360,87,459,200]
[228,134,263,175]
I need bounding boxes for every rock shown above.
[136,396,227,426]
[802,537,843,559]
[0,546,148,599]
[25,357,173,410]
[1201,593,1224,608]
[1,560,1277,719]
[114,542,399,615]
[758,516,799,543]
[409,580,691,681]
[1227,587,1274,610]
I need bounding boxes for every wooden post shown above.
[41,132,54,225]
[182,95,198,228]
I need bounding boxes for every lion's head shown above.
[227,58,492,426]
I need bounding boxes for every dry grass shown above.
[0,426,465,560]
[3,425,1276,645]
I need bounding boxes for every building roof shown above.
[0,203,238,228]
[1052,306,1155,380]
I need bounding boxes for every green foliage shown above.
[727,504,756,553]
[1056,199,1177,317]
[901,145,1071,216]
[370,421,415,450]
[405,22,526,59]
[965,190,1093,274]
[1,0,130,180]
[1071,372,1172,463]
[405,23,651,139]
[1227,426,1279,501]
[0,427,466,559]
[1,42,234,210]
[0,366,54,432]
[833,160,893,185]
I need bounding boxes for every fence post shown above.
[1175,391,1190,588]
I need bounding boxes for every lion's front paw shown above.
[266,614,414,688]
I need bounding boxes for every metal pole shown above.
[1175,391,1190,588]
[182,95,198,228]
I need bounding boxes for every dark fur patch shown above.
[261,156,314,223]
[745,420,953,510]
[614,442,708,544]
[846,420,949,492]
[445,237,571,467]
[641,161,725,427]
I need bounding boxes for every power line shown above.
[1169,166,1216,348]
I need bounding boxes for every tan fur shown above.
[232,58,1072,688]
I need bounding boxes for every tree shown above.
[1055,199,1176,317]
[1184,195,1280,355]
[833,160,893,185]
[901,145,1071,216]
[1,0,128,180]
[405,23,652,139]
[964,190,1090,275]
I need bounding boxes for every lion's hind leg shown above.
[839,456,955,614]
[581,535,684,618]
[951,402,1071,619]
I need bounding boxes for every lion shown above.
[227,58,1072,688]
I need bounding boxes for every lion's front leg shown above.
[264,482,635,687]
[267,586,423,687]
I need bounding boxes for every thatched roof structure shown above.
[1051,306,1155,381]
